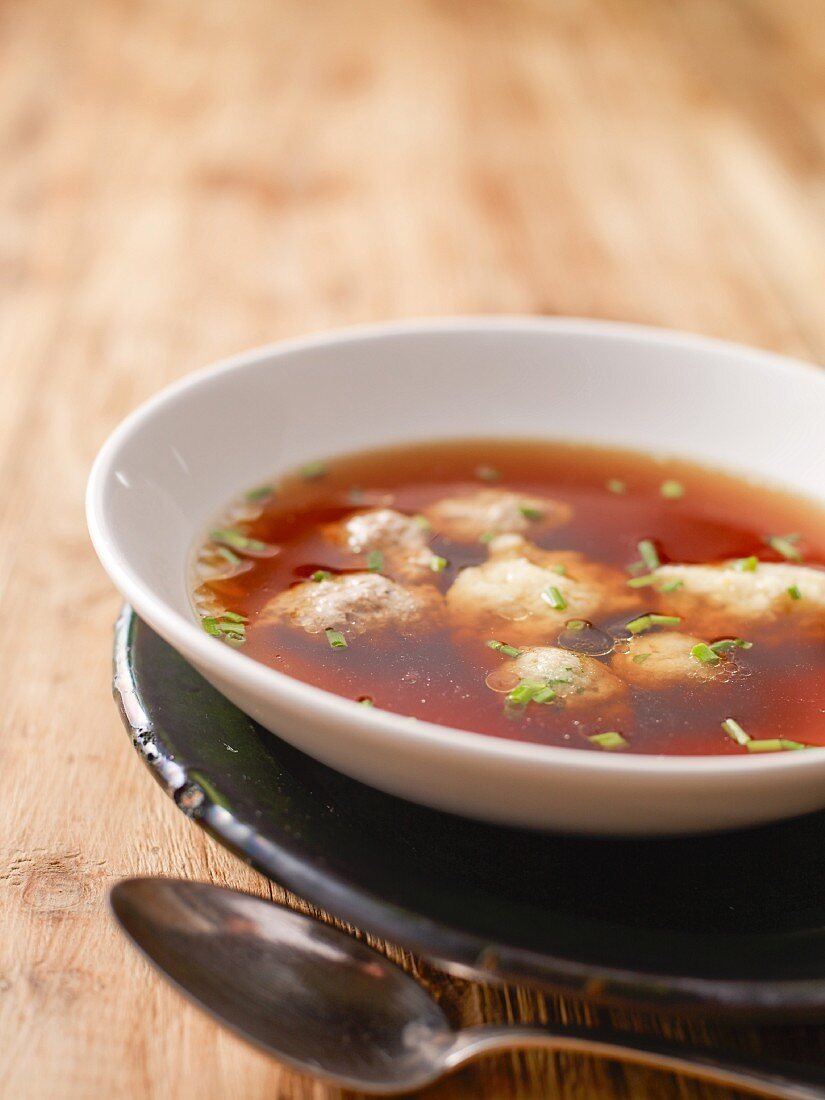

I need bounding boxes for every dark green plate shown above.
[115,606,825,1017]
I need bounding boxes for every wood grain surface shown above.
[1,0,824,1097]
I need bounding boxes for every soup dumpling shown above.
[259,572,444,642]
[611,631,726,689]
[446,535,635,644]
[324,508,438,581]
[424,488,570,543]
[653,561,825,636]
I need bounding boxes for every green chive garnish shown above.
[486,639,523,658]
[709,638,752,655]
[210,528,267,553]
[764,533,802,562]
[429,555,448,572]
[787,585,802,600]
[722,718,750,746]
[542,585,567,611]
[626,613,681,635]
[659,579,684,593]
[552,563,568,575]
[301,461,328,480]
[216,546,242,567]
[201,612,248,645]
[507,680,557,706]
[325,628,347,649]
[246,484,274,502]
[660,480,684,500]
[519,504,544,521]
[413,514,431,531]
[359,697,375,707]
[733,555,759,572]
[532,685,557,704]
[746,739,807,753]
[637,539,661,571]
[367,549,384,572]
[632,653,651,664]
[311,570,332,582]
[566,619,587,631]
[691,642,722,666]
[606,479,626,494]
[626,573,659,588]
[475,465,501,482]
[479,531,496,544]
[589,731,628,750]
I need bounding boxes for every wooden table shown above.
[2,1,824,1096]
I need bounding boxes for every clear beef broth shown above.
[193,440,825,755]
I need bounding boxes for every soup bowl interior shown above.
[87,318,825,835]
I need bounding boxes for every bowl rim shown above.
[86,314,825,778]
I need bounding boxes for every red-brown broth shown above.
[193,440,825,755]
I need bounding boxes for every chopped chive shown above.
[475,465,501,482]
[429,554,448,572]
[709,638,752,655]
[542,585,567,611]
[202,612,247,644]
[650,614,681,625]
[246,484,274,502]
[626,573,659,588]
[532,685,558,704]
[367,549,384,573]
[764,533,802,562]
[632,653,652,664]
[216,546,242,567]
[660,480,685,500]
[552,563,568,575]
[722,718,750,746]
[733,555,759,572]
[627,560,649,576]
[210,528,267,553]
[358,697,375,707]
[606,479,626,494]
[519,504,544,521]
[659,579,684,593]
[507,680,547,706]
[486,639,523,658]
[301,461,327,480]
[691,642,722,666]
[479,531,496,544]
[589,731,628,750]
[311,570,332,582]
[746,738,806,753]
[325,628,348,649]
[566,619,587,631]
[413,514,431,531]
[637,539,661,571]
[626,615,652,635]
[787,584,802,600]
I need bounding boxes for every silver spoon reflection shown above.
[110,879,823,1098]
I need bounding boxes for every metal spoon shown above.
[110,879,825,1098]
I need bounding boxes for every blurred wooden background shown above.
[1,0,824,1097]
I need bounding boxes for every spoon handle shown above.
[444,1024,825,1099]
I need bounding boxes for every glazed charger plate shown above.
[87,318,825,834]
[116,607,825,1016]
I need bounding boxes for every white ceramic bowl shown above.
[87,318,825,836]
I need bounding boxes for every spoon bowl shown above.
[111,878,825,1098]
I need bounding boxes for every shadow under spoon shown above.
[110,878,824,1098]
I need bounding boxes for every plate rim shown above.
[114,605,825,1017]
